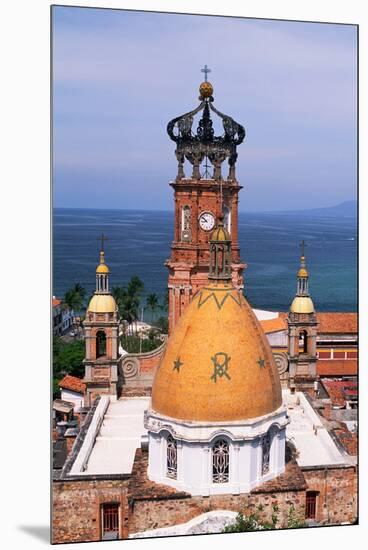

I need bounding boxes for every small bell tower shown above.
[166,67,246,333]
[83,234,120,406]
[287,241,318,391]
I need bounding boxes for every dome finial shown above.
[199,64,213,99]
[95,233,110,288]
[297,239,309,279]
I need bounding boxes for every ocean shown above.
[53,208,357,313]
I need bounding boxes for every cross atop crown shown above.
[201,64,211,82]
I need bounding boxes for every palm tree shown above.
[127,276,144,335]
[146,293,159,323]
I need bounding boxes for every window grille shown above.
[166,435,177,479]
[305,491,318,519]
[261,432,271,475]
[212,439,230,483]
[102,503,119,540]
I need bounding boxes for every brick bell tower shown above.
[83,234,120,406]
[287,241,318,391]
[166,66,246,333]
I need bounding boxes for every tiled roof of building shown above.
[59,375,86,394]
[259,312,357,335]
[334,425,358,456]
[316,312,357,334]
[52,298,62,308]
[260,312,357,335]
[259,317,286,334]
[317,359,357,376]
[321,379,357,408]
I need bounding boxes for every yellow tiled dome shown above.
[290,296,314,314]
[211,224,230,242]
[151,283,282,422]
[96,263,109,274]
[87,294,117,313]
[297,267,308,278]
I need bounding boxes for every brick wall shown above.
[302,466,357,525]
[52,479,129,544]
[128,490,306,534]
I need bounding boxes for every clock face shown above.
[199,211,215,231]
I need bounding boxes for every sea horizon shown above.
[53,207,357,313]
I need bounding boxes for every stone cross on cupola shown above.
[296,240,309,296]
[95,233,110,293]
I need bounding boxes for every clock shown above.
[199,211,215,231]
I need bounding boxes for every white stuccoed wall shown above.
[146,406,288,496]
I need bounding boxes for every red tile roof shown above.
[316,312,357,334]
[321,379,357,407]
[52,298,62,308]
[58,375,86,394]
[259,312,357,335]
[259,317,286,333]
[318,359,357,377]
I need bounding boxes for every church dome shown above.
[87,294,117,313]
[151,283,282,422]
[290,295,314,314]
[211,223,230,242]
[96,263,109,274]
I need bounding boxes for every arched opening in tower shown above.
[96,330,107,358]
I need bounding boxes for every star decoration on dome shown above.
[173,357,183,372]
[210,352,231,383]
[257,357,266,369]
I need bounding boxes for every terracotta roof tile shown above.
[259,312,357,335]
[52,298,62,308]
[316,312,357,334]
[259,317,287,334]
[317,359,357,376]
[58,375,86,394]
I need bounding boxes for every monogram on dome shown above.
[167,66,245,182]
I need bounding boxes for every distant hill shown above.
[261,201,357,218]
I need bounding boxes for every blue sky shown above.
[52,7,357,212]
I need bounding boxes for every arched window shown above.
[96,330,106,358]
[166,435,177,479]
[212,439,229,483]
[181,206,191,241]
[299,330,308,353]
[261,431,272,475]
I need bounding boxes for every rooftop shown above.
[258,312,357,335]
[284,390,352,468]
[70,397,149,476]
[59,374,86,394]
